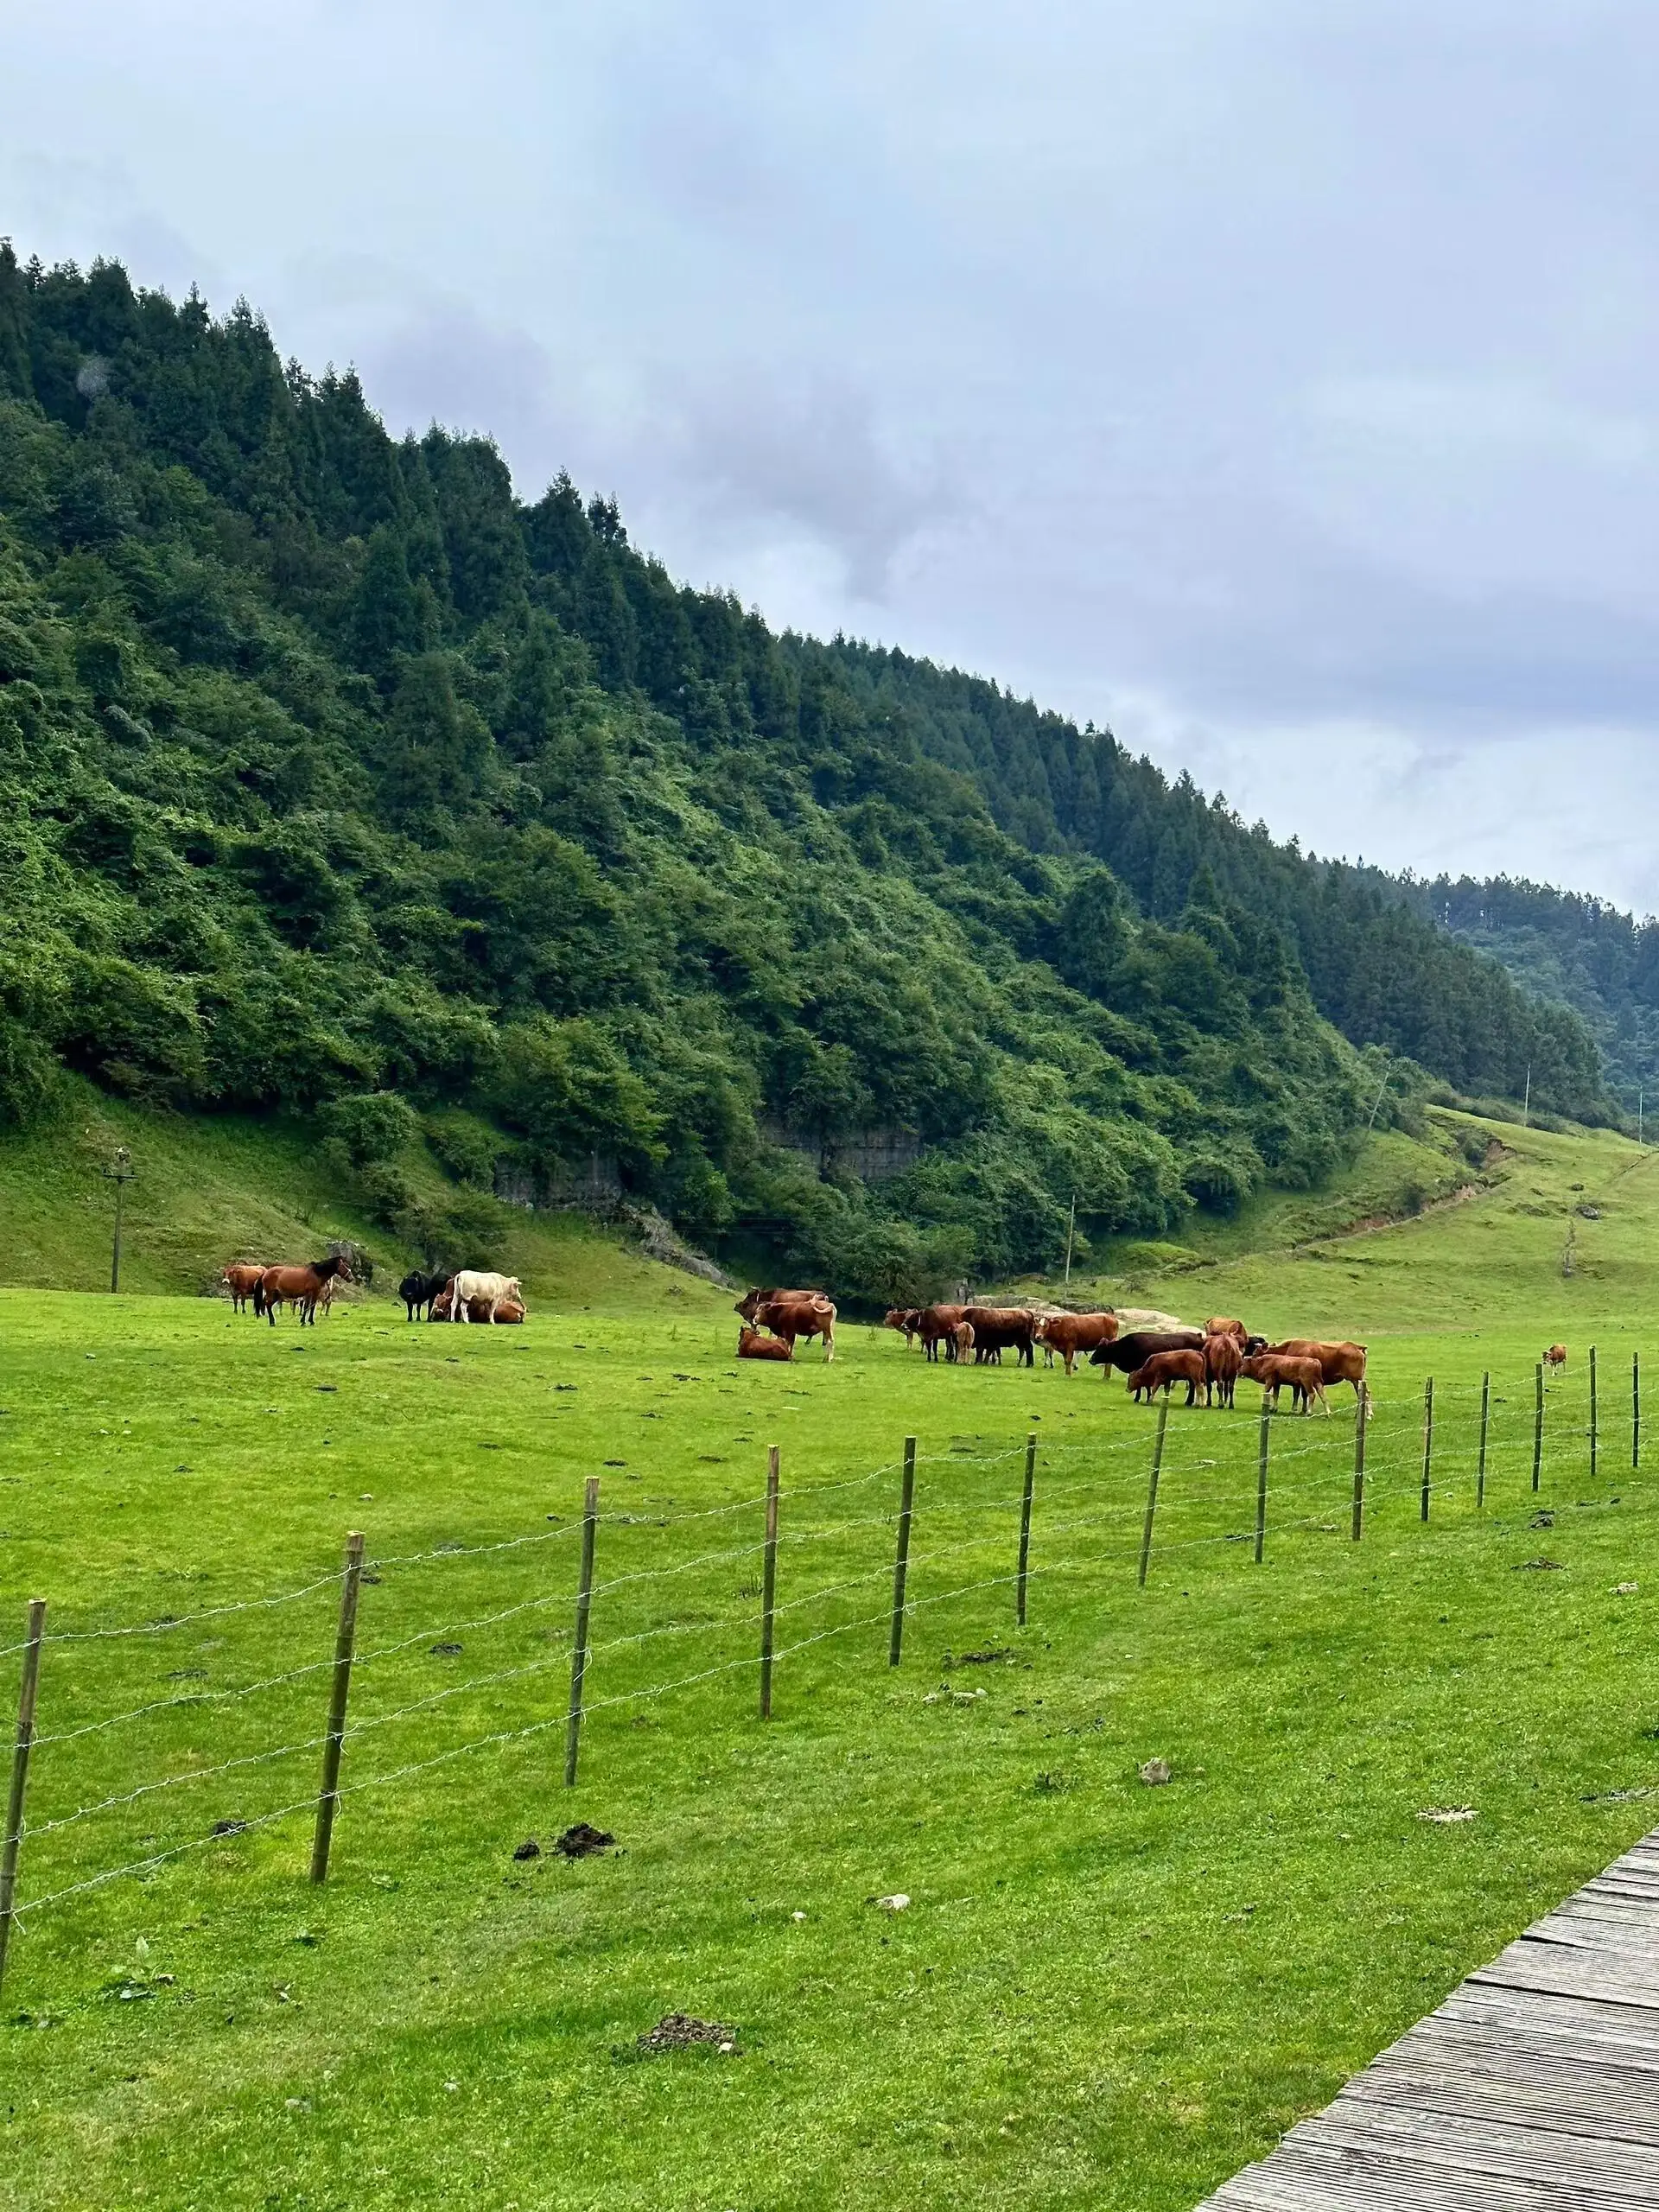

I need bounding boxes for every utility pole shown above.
[1522,1065,1532,1128]
[101,1146,134,1294]
[1366,1064,1391,1133]
[1640,1087,1645,1146]
[1063,1192,1077,1285]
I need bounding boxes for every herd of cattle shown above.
[726,1287,1366,1413]
[876,1303,1369,1413]
[223,1265,1570,1408]
[221,1258,525,1326]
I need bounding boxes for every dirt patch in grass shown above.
[638,2012,736,2054]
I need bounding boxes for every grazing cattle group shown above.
[874,1292,1376,1418]
[222,1256,531,1327]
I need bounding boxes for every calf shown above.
[1242,1352,1328,1414]
[1263,1339,1367,1404]
[952,1320,976,1364]
[1205,1330,1243,1408]
[738,1325,793,1362]
[1127,1349,1208,1405]
[1034,1311,1119,1376]
[1545,1343,1567,1368]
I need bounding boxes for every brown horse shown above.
[257,1255,348,1326]
[222,1262,266,1314]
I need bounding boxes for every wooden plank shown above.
[1195,1820,1659,2208]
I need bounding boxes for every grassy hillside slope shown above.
[0,1077,701,1308]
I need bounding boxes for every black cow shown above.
[398,1269,450,1321]
[1090,1328,1206,1377]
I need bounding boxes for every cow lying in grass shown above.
[433,1286,525,1323]
[738,1326,792,1361]
[448,1269,523,1323]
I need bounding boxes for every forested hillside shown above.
[0,248,1610,1300]
[822,645,1609,1113]
[1400,876,1659,1114]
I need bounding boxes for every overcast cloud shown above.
[7,0,1659,907]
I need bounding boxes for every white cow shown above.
[450,1269,524,1322]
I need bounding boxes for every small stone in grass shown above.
[1615,1581,1639,1594]
[872,1892,910,1912]
[1418,1806,1477,1823]
[1139,1758,1172,1787]
[791,1910,806,1922]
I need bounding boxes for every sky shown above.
[7,0,1659,911]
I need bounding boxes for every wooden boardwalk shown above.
[1198,1826,1659,2209]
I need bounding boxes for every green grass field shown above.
[3,1107,1659,2209]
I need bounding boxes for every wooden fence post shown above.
[1533,1363,1544,1493]
[1254,1396,1270,1563]
[1138,1393,1170,1588]
[1591,1344,1599,1484]
[564,1478,600,1787]
[309,1535,364,1885]
[1477,1371,1490,1510]
[1351,1386,1367,1541]
[0,1599,46,1994]
[1016,1433,1036,1626]
[1421,1377,1433,1522]
[1636,1351,1642,1472]
[760,1446,779,1719]
[888,1437,917,1667]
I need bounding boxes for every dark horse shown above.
[257,1254,348,1326]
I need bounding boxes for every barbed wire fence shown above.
[0,1344,1637,1993]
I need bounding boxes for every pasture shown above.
[4,1111,1659,2209]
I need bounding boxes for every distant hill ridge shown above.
[0,243,1612,1304]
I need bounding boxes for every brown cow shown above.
[884,1307,924,1349]
[1545,1343,1567,1368]
[1128,1348,1208,1405]
[735,1288,836,1362]
[918,1305,969,1362]
[1205,1330,1243,1408]
[1034,1311,1120,1376]
[1242,1352,1328,1414]
[964,1307,1037,1367]
[1205,1316,1249,1343]
[1264,1339,1367,1404]
[952,1320,976,1363]
[738,1325,793,1362]
[222,1262,265,1314]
